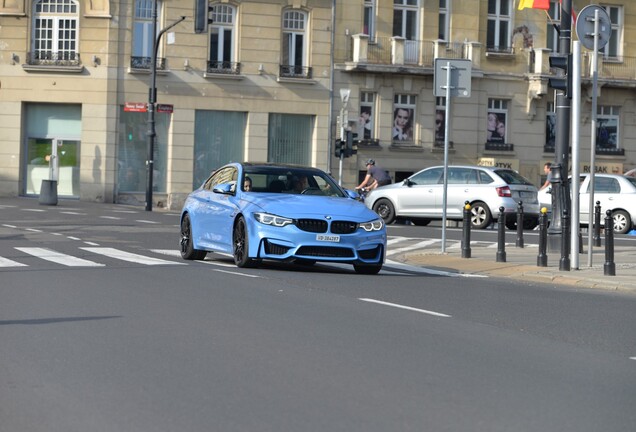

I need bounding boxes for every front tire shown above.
[612,210,631,234]
[233,216,256,268]
[373,198,396,225]
[471,202,492,229]
[180,214,207,260]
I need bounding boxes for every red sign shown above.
[124,102,147,112]
[157,104,174,113]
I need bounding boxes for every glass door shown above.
[25,138,80,197]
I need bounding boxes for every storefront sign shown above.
[478,157,519,171]
[581,162,623,174]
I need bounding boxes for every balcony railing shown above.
[279,65,312,79]
[27,51,81,67]
[130,56,166,70]
[206,61,241,75]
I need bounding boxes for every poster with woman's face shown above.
[392,107,413,141]
[487,112,506,143]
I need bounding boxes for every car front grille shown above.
[264,240,291,255]
[295,219,328,233]
[294,219,359,234]
[358,245,383,260]
[297,246,354,258]
[331,221,358,234]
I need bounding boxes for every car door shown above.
[582,175,621,225]
[193,166,239,252]
[443,167,477,218]
[398,167,443,217]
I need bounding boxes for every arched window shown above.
[32,0,79,64]
[281,9,309,77]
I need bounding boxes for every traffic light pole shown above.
[548,0,573,255]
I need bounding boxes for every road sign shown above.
[433,59,472,98]
[576,5,611,51]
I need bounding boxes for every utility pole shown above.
[548,0,572,252]
[146,1,185,211]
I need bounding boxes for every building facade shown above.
[0,0,634,209]
[332,0,636,188]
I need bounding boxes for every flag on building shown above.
[518,0,550,10]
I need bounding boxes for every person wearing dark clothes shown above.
[355,159,391,192]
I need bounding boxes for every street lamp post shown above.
[146,1,185,211]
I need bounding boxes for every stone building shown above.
[0,0,634,208]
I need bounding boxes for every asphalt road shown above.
[1,198,635,432]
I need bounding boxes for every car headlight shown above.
[359,218,384,232]
[254,212,293,227]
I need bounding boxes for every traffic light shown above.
[344,130,358,157]
[548,54,572,98]
[334,138,344,157]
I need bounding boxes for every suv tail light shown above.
[496,186,512,197]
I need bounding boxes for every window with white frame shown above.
[435,97,446,143]
[596,106,619,150]
[546,0,559,52]
[601,5,622,59]
[486,99,508,144]
[363,0,375,40]
[393,0,419,63]
[209,4,237,72]
[358,92,375,141]
[282,10,309,77]
[438,0,449,41]
[486,0,512,53]
[392,94,416,142]
[32,0,79,63]
[132,0,161,69]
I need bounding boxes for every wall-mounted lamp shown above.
[184,59,190,70]
[11,53,19,65]
[258,64,264,74]
[92,55,99,67]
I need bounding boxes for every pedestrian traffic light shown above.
[344,130,358,157]
[548,53,572,98]
[334,138,344,157]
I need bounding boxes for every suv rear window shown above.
[494,169,533,186]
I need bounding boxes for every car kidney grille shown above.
[297,246,354,258]
[295,219,328,233]
[331,221,358,234]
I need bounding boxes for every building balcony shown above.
[206,61,241,75]
[26,51,81,67]
[130,56,166,70]
[279,65,312,79]
[341,35,482,73]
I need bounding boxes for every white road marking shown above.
[99,216,122,220]
[83,241,100,246]
[22,209,46,212]
[112,210,138,214]
[67,236,81,241]
[15,247,104,267]
[387,236,407,245]
[60,211,87,215]
[25,228,43,233]
[151,249,181,257]
[136,219,159,224]
[384,259,488,277]
[359,298,451,318]
[389,239,440,255]
[2,224,17,228]
[81,247,185,265]
[0,256,28,267]
[212,269,262,278]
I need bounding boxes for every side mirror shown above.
[345,189,360,200]
[213,183,235,195]
[403,178,413,187]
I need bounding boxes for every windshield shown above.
[242,166,346,197]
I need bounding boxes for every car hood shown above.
[243,194,379,222]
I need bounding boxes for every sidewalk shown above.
[398,240,636,293]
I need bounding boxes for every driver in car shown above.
[291,175,309,193]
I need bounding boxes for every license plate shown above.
[316,234,340,242]
[520,191,534,199]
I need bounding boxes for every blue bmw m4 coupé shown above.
[180,163,386,274]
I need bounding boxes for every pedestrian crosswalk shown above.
[0,237,529,269]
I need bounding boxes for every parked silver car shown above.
[365,165,540,229]
[538,173,636,234]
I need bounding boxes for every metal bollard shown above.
[593,201,602,247]
[461,201,471,259]
[496,206,506,262]
[604,210,616,276]
[516,201,524,248]
[560,208,571,271]
[537,207,548,267]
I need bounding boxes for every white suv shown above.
[366,165,540,229]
